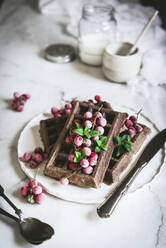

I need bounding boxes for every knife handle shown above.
[97,164,146,218]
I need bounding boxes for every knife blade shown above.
[97,128,166,218]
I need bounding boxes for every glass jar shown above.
[78,4,117,66]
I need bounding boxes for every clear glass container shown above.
[78,4,117,66]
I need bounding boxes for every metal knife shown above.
[97,128,166,218]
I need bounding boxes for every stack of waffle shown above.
[40,100,151,188]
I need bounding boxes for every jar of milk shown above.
[78,4,116,66]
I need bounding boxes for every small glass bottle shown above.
[78,4,117,66]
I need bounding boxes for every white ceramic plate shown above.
[17,106,165,204]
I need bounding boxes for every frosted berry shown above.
[54,112,62,117]
[60,177,69,186]
[12,102,17,110]
[23,152,32,162]
[129,126,135,132]
[20,100,25,106]
[68,154,75,162]
[21,186,29,197]
[84,120,92,128]
[33,185,42,195]
[95,126,104,135]
[90,152,98,160]
[84,111,92,120]
[35,193,44,204]
[28,180,38,188]
[17,105,24,112]
[83,139,91,147]
[136,125,143,133]
[80,159,89,168]
[66,136,72,144]
[29,160,38,169]
[34,147,43,154]
[74,119,81,125]
[128,129,135,136]
[94,95,102,103]
[34,153,43,163]
[125,120,133,128]
[71,99,77,105]
[83,166,93,175]
[69,163,77,171]
[27,194,35,204]
[97,117,107,127]
[82,147,91,157]
[93,112,102,118]
[13,92,20,99]
[93,136,99,141]
[65,103,72,110]
[89,157,97,166]
[66,109,71,115]
[129,115,137,124]
[74,136,83,147]
[24,94,31,100]
[51,107,59,115]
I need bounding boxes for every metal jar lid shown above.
[44,44,76,63]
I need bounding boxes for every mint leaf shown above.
[101,136,107,145]
[96,140,102,147]
[74,150,85,162]
[116,146,122,157]
[124,143,134,152]
[116,136,122,145]
[121,134,128,142]
[72,128,84,136]
[90,130,100,137]
[75,122,81,129]
[101,144,108,151]
[84,126,91,139]
[83,138,87,143]
[95,146,101,153]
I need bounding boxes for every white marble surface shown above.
[0,0,166,247]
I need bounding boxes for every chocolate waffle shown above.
[43,101,128,188]
[104,124,151,185]
[40,107,151,187]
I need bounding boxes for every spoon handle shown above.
[0,207,19,222]
[0,185,22,218]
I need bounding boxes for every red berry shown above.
[23,152,32,162]
[60,177,69,186]
[89,157,97,166]
[91,152,98,160]
[54,112,62,117]
[34,153,43,163]
[51,107,59,115]
[94,95,102,103]
[12,102,17,110]
[125,120,133,128]
[34,147,43,154]
[74,136,83,147]
[84,112,92,120]
[68,154,75,162]
[24,94,31,99]
[33,185,42,195]
[66,136,72,144]
[136,125,143,133]
[97,117,107,127]
[21,186,29,197]
[66,109,71,115]
[129,115,136,124]
[95,126,104,135]
[69,163,77,170]
[80,159,89,168]
[28,180,38,188]
[83,166,93,175]
[13,92,20,99]
[35,193,44,204]
[65,103,72,110]
[71,99,77,105]
[29,160,38,169]
[17,105,24,112]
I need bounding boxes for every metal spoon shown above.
[0,185,54,244]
